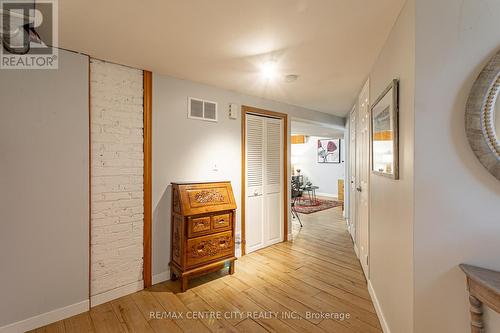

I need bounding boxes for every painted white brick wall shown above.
[90,59,144,296]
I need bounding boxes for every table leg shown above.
[469,295,484,333]
[180,276,188,292]
[229,260,235,275]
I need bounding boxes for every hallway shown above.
[32,208,381,333]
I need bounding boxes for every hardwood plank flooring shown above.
[31,207,381,332]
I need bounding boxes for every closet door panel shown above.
[265,193,282,245]
[264,118,283,246]
[245,115,265,253]
[245,114,284,253]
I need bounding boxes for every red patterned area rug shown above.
[293,198,342,214]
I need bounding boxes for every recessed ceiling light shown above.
[285,74,299,83]
[259,60,278,80]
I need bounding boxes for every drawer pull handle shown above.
[217,219,225,224]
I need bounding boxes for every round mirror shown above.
[465,50,500,180]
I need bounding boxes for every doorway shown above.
[241,106,288,255]
[290,120,345,218]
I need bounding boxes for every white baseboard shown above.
[354,243,359,258]
[315,192,337,198]
[0,300,89,333]
[288,232,293,241]
[152,270,170,285]
[91,280,144,307]
[368,280,391,333]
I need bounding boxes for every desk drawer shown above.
[187,216,211,237]
[186,231,233,268]
[212,213,231,230]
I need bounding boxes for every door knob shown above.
[356,187,362,192]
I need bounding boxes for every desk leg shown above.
[469,295,484,333]
[180,276,188,292]
[229,260,235,275]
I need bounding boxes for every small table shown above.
[460,264,500,332]
[301,185,319,205]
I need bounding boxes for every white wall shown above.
[368,0,415,332]
[152,74,344,278]
[0,50,90,331]
[291,136,345,197]
[90,59,144,304]
[414,0,500,332]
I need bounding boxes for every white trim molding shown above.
[345,218,351,233]
[354,243,359,258]
[0,300,89,333]
[315,192,337,198]
[90,280,144,307]
[368,280,391,333]
[152,270,170,285]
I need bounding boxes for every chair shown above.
[291,177,303,227]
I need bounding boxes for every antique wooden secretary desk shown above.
[169,181,237,291]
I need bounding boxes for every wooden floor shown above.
[31,207,381,333]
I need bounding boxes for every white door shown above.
[348,106,357,241]
[246,114,284,254]
[356,79,370,277]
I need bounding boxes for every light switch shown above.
[229,103,239,119]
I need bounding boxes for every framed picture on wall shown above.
[371,79,399,179]
[317,138,341,163]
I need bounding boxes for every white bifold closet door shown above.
[246,114,284,254]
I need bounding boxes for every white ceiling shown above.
[58,0,405,117]
[291,120,344,138]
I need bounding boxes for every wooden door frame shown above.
[143,71,153,287]
[241,105,288,256]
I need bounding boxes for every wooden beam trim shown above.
[143,70,153,287]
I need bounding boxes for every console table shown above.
[301,185,319,205]
[460,264,500,332]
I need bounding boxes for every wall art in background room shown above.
[318,138,341,163]
[371,79,399,179]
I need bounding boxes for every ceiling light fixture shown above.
[259,60,278,80]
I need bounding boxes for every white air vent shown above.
[188,97,218,122]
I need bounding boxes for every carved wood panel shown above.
[172,215,182,265]
[188,216,211,237]
[173,187,181,213]
[186,231,233,267]
[212,213,231,230]
[186,187,230,208]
